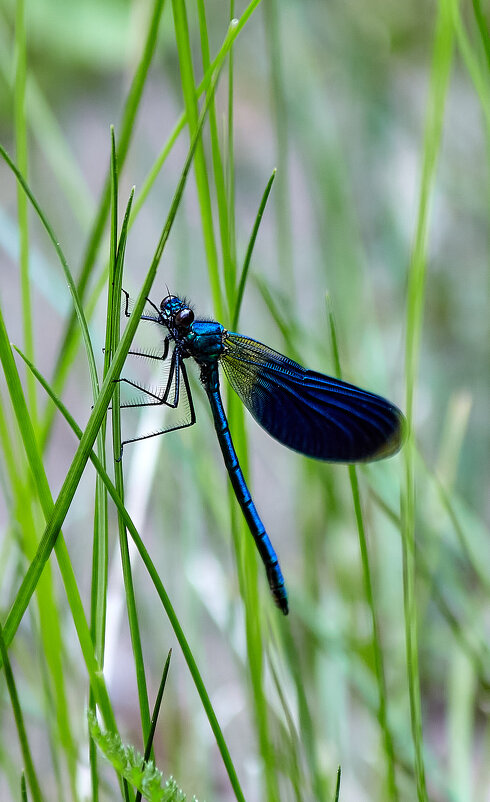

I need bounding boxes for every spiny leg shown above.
[112,293,170,408]
[116,347,178,409]
[126,337,170,362]
[118,360,196,456]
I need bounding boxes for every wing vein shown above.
[222,333,403,462]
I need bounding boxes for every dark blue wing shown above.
[221,333,405,462]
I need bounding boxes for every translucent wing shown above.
[221,333,404,462]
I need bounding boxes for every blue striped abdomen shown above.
[201,362,288,614]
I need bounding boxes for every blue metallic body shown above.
[119,291,405,615]
[201,359,288,613]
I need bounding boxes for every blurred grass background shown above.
[0,0,489,801]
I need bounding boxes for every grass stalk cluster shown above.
[0,0,488,801]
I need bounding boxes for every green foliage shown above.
[88,711,192,802]
[0,0,488,801]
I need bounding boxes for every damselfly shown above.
[118,291,405,614]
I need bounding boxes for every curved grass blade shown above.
[402,3,454,798]
[334,766,341,802]
[172,0,223,320]
[43,0,167,445]
[16,347,246,802]
[196,0,235,314]
[263,0,293,288]
[327,295,399,800]
[131,0,263,229]
[0,621,45,802]
[0,143,99,402]
[0,307,117,736]
[471,0,490,70]
[1,40,229,659]
[15,0,38,426]
[135,649,172,802]
[232,168,276,330]
[41,0,264,448]
[107,158,152,744]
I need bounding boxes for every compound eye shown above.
[174,308,194,328]
[160,295,178,313]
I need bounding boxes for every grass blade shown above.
[327,295,399,800]
[172,0,222,320]
[196,0,236,314]
[0,622,45,802]
[402,2,455,799]
[232,168,276,330]
[108,148,152,742]
[14,0,37,427]
[0,143,99,402]
[0,302,117,738]
[16,346,246,802]
[263,0,293,287]
[41,0,167,447]
[134,649,173,802]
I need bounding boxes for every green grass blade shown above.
[86,129,120,789]
[369,481,490,684]
[471,0,490,70]
[14,0,37,427]
[39,0,259,449]
[27,0,263,454]
[20,773,28,802]
[254,274,300,359]
[41,0,166,447]
[418,453,490,592]
[450,0,490,134]
[16,347,247,802]
[226,391,279,799]
[402,2,455,799]
[0,14,94,230]
[327,296,398,800]
[0,143,100,402]
[134,649,172,802]
[267,652,304,801]
[196,0,235,314]
[88,129,119,673]
[232,169,276,330]
[0,304,117,745]
[333,766,341,802]
[1,144,104,774]
[279,619,327,800]
[145,650,172,760]
[0,392,67,776]
[172,0,222,320]
[1,34,227,719]
[109,168,152,743]
[227,0,237,282]
[0,622,45,802]
[24,79,95,230]
[131,0,263,230]
[263,0,293,287]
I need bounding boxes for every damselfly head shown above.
[160,295,194,330]
[160,294,181,316]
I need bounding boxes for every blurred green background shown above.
[0,0,488,801]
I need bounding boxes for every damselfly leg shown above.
[115,343,196,456]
